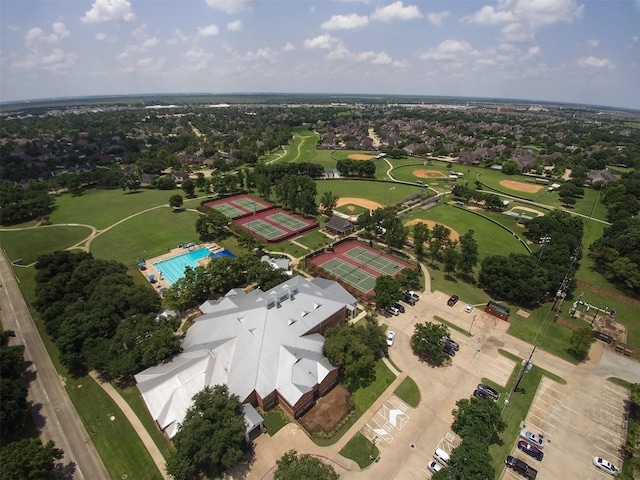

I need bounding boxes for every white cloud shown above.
[427,11,450,26]
[183,47,213,72]
[227,20,243,31]
[420,39,472,61]
[587,39,599,48]
[167,29,188,45]
[463,0,584,42]
[13,48,77,72]
[371,52,392,64]
[95,33,107,41]
[327,42,350,61]
[577,56,614,69]
[25,22,70,47]
[244,47,278,62]
[321,13,369,30]
[370,1,422,22]
[198,25,220,37]
[627,36,638,48]
[81,0,135,24]
[282,42,295,52]
[304,34,337,50]
[205,0,254,14]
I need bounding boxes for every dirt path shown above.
[499,180,544,193]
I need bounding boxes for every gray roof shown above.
[135,275,356,438]
[261,254,290,271]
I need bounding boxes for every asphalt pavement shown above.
[0,250,108,480]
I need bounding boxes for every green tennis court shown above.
[319,257,377,293]
[242,219,287,240]
[343,246,406,276]
[267,212,309,230]
[233,197,268,212]
[212,203,246,218]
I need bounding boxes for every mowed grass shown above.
[393,377,420,407]
[339,431,378,469]
[0,225,92,265]
[403,203,529,260]
[316,179,423,206]
[89,207,202,267]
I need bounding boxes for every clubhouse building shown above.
[135,276,357,439]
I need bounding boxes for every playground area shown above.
[308,240,414,295]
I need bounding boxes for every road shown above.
[0,250,109,480]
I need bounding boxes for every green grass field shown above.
[316,179,423,207]
[1,225,92,265]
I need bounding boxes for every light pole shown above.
[386,186,395,206]
[469,314,477,335]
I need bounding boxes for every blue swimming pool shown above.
[154,247,236,285]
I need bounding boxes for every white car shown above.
[464,304,473,313]
[519,429,545,449]
[427,460,442,473]
[386,331,396,347]
[592,457,619,475]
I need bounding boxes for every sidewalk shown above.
[89,372,169,480]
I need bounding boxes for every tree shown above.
[195,210,230,241]
[478,254,549,306]
[169,194,184,210]
[274,450,339,480]
[435,437,495,480]
[324,324,378,389]
[412,222,430,260]
[451,396,505,442]
[567,326,596,362]
[181,178,196,197]
[0,331,30,442]
[458,230,479,276]
[319,191,339,216]
[410,322,450,366]
[374,275,402,311]
[442,244,459,277]
[166,385,249,480]
[501,159,518,175]
[0,439,63,480]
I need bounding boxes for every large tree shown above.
[374,275,402,311]
[478,253,549,306]
[0,331,30,443]
[0,439,63,480]
[451,396,505,442]
[433,437,495,480]
[410,322,450,366]
[458,229,479,276]
[166,385,249,480]
[274,450,339,480]
[195,209,230,241]
[319,191,339,216]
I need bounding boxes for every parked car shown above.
[473,389,491,400]
[403,290,420,302]
[386,331,396,347]
[393,302,405,313]
[401,291,416,305]
[427,460,442,473]
[477,383,500,401]
[447,295,459,306]
[519,429,545,449]
[387,306,400,316]
[464,304,473,313]
[505,455,538,479]
[443,337,459,351]
[408,290,420,301]
[518,440,544,461]
[592,457,619,475]
[444,344,456,357]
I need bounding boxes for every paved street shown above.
[0,250,108,480]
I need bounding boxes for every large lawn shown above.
[1,225,92,265]
[316,179,424,207]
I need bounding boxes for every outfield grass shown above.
[311,360,396,447]
[316,179,427,207]
[1,225,92,265]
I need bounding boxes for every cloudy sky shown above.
[1,0,639,109]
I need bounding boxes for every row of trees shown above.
[34,251,182,378]
[0,180,55,225]
[335,159,376,177]
[0,331,65,479]
[451,184,505,211]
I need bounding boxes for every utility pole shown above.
[513,346,536,393]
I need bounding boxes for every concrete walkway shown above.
[89,372,169,479]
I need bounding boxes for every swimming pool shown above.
[154,247,236,285]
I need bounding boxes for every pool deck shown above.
[139,242,225,294]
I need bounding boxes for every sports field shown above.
[235,207,318,243]
[309,240,414,295]
[203,194,272,219]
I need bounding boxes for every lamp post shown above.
[469,314,477,335]
[385,186,395,206]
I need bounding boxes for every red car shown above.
[517,440,544,461]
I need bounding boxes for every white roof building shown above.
[135,275,356,438]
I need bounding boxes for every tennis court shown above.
[267,212,310,231]
[212,203,246,218]
[241,219,288,241]
[319,257,377,293]
[232,197,270,212]
[343,246,406,276]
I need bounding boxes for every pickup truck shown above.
[505,455,537,480]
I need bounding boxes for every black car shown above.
[444,345,456,357]
[517,440,544,461]
[505,455,537,480]
[393,302,405,313]
[473,389,491,400]
[443,337,459,351]
[476,383,500,401]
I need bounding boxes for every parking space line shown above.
[595,434,622,449]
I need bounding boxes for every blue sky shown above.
[1,0,639,109]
